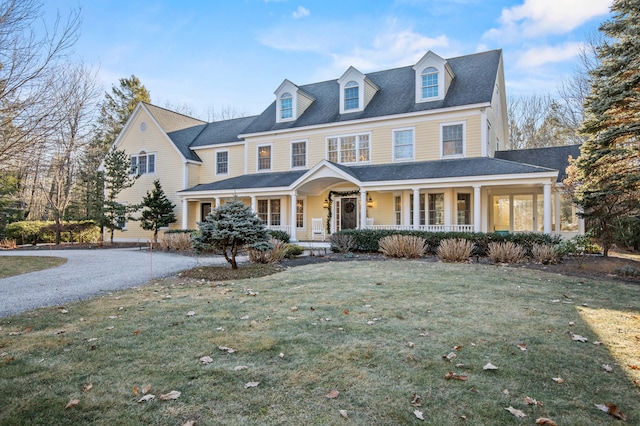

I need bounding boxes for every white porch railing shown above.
[368,224,475,232]
[266,225,292,234]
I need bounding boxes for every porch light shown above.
[323,198,329,208]
[367,195,374,208]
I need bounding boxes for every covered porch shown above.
[177,158,583,242]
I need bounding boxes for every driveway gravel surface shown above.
[0,248,229,317]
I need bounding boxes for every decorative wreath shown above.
[325,190,361,234]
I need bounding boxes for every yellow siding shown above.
[112,109,186,241]
[198,144,245,183]
[368,192,395,225]
[297,92,314,117]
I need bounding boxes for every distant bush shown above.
[531,243,558,264]
[268,230,290,243]
[437,238,475,263]
[488,241,526,264]
[330,234,357,253]
[284,244,304,258]
[162,230,194,251]
[4,221,99,245]
[378,234,426,258]
[613,265,640,277]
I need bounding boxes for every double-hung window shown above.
[130,151,155,175]
[442,123,464,157]
[280,92,293,119]
[216,151,228,175]
[344,81,359,110]
[257,199,280,226]
[291,141,306,168]
[421,67,438,99]
[327,133,370,165]
[428,193,445,225]
[296,199,304,228]
[258,145,272,171]
[393,128,414,161]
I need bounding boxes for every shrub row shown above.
[330,229,561,256]
[4,220,100,245]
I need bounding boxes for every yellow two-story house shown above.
[110,49,583,242]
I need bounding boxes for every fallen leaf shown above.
[595,403,627,420]
[23,326,33,333]
[132,386,139,396]
[218,346,236,354]
[343,310,349,315]
[414,409,424,420]
[628,365,640,370]
[502,389,510,395]
[182,421,196,426]
[81,383,93,393]
[240,315,250,320]
[133,330,141,335]
[570,332,588,342]
[138,394,155,403]
[339,410,348,419]
[290,306,298,311]
[453,345,462,351]
[245,381,260,388]
[407,342,415,348]
[505,406,526,418]
[524,396,543,406]
[60,309,69,314]
[199,356,213,364]
[159,390,181,400]
[552,377,564,384]
[517,342,527,351]
[142,384,152,394]
[419,332,429,337]
[234,365,248,371]
[443,352,457,361]
[186,311,196,317]
[326,390,340,398]
[65,399,80,409]
[602,364,613,373]
[483,363,498,370]
[278,352,285,358]
[444,371,468,381]
[568,321,575,326]
[593,340,603,345]
[54,329,65,335]
[536,418,558,425]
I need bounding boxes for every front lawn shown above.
[0,261,638,425]
[0,256,67,278]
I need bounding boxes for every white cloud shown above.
[515,42,584,68]
[292,6,310,19]
[485,0,611,40]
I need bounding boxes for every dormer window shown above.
[280,92,293,119]
[413,51,455,103]
[344,81,359,110]
[421,67,438,99]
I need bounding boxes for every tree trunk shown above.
[230,240,238,269]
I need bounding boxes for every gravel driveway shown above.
[0,248,228,317]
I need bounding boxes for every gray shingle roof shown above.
[190,116,258,148]
[240,50,502,135]
[181,156,555,193]
[166,125,206,162]
[495,145,581,182]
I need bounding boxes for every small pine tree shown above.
[139,180,176,243]
[192,198,272,269]
[102,149,139,243]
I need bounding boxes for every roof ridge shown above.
[143,101,207,124]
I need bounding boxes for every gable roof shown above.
[495,144,581,182]
[180,156,555,193]
[189,116,258,148]
[240,49,502,135]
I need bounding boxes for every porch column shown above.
[473,185,481,233]
[251,196,257,214]
[181,199,188,229]
[543,183,552,234]
[214,197,220,208]
[290,192,298,243]
[360,190,367,229]
[554,192,561,233]
[412,188,420,230]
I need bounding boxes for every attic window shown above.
[344,81,359,110]
[421,67,438,99]
[280,92,293,119]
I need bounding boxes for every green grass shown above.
[0,261,638,425]
[0,256,67,278]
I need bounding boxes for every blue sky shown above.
[45,0,613,119]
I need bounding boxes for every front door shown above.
[340,197,358,230]
[201,203,212,221]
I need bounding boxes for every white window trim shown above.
[290,139,308,170]
[279,92,294,122]
[420,67,439,100]
[392,126,416,162]
[325,132,372,165]
[440,121,466,158]
[256,197,283,226]
[337,67,366,114]
[275,80,299,123]
[130,150,156,175]
[215,149,229,176]
[257,143,273,172]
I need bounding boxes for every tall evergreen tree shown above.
[569,0,640,256]
[139,180,176,243]
[102,149,139,243]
